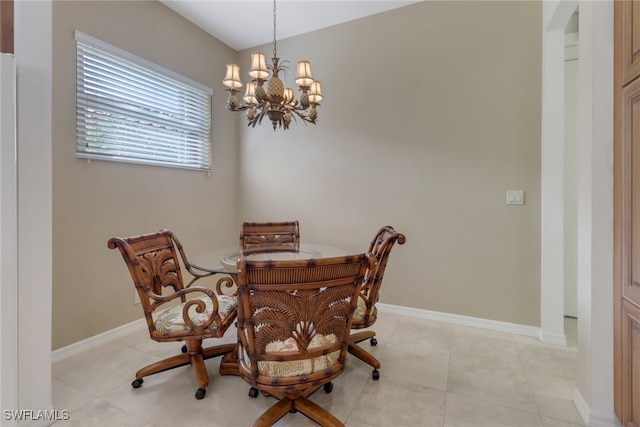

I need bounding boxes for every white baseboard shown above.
[539,330,568,346]
[573,388,622,427]
[51,318,146,363]
[376,303,541,338]
[573,388,591,426]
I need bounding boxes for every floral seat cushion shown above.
[352,295,376,322]
[154,294,237,333]
[241,333,340,378]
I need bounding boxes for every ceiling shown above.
[159,1,421,51]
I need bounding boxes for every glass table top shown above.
[190,243,349,274]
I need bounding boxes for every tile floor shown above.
[51,313,584,427]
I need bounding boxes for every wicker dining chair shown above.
[348,226,406,380]
[239,220,300,255]
[236,253,375,427]
[107,230,238,400]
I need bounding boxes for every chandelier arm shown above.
[289,108,317,125]
[226,104,251,112]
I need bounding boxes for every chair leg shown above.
[134,339,234,400]
[347,341,381,370]
[349,330,376,345]
[250,398,293,427]
[348,340,381,380]
[294,396,344,427]
[135,352,192,379]
[185,340,210,399]
[202,342,237,360]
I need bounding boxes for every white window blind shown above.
[75,32,212,172]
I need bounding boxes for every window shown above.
[75,31,212,172]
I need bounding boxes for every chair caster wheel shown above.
[181,344,187,353]
[195,388,206,400]
[249,387,259,398]
[131,378,143,388]
[372,370,380,380]
[370,337,377,346]
[323,382,333,393]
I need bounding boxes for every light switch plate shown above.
[506,190,524,205]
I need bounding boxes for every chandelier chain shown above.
[272,0,277,59]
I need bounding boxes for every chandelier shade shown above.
[294,61,314,86]
[222,0,322,130]
[222,64,242,90]
[249,53,269,79]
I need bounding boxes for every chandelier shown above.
[222,0,323,131]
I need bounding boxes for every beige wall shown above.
[238,1,542,325]
[51,0,239,349]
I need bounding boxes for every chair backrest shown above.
[239,220,300,255]
[355,226,406,328]
[108,230,188,327]
[236,253,374,394]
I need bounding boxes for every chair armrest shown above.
[148,286,228,332]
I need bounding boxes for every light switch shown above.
[506,190,524,205]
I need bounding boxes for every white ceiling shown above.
[159,0,421,51]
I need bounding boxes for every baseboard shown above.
[539,329,568,346]
[51,318,146,363]
[573,388,622,427]
[376,303,541,338]
[573,388,591,425]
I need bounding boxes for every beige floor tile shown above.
[50,398,156,427]
[343,421,374,427]
[387,316,453,351]
[358,311,401,343]
[450,331,523,371]
[444,392,543,427]
[53,345,160,397]
[451,324,515,343]
[516,343,577,380]
[448,330,537,412]
[534,395,584,425]
[540,415,585,426]
[377,339,450,391]
[52,378,97,413]
[526,372,577,400]
[447,367,537,413]
[348,376,446,426]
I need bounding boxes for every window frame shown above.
[75,31,213,172]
